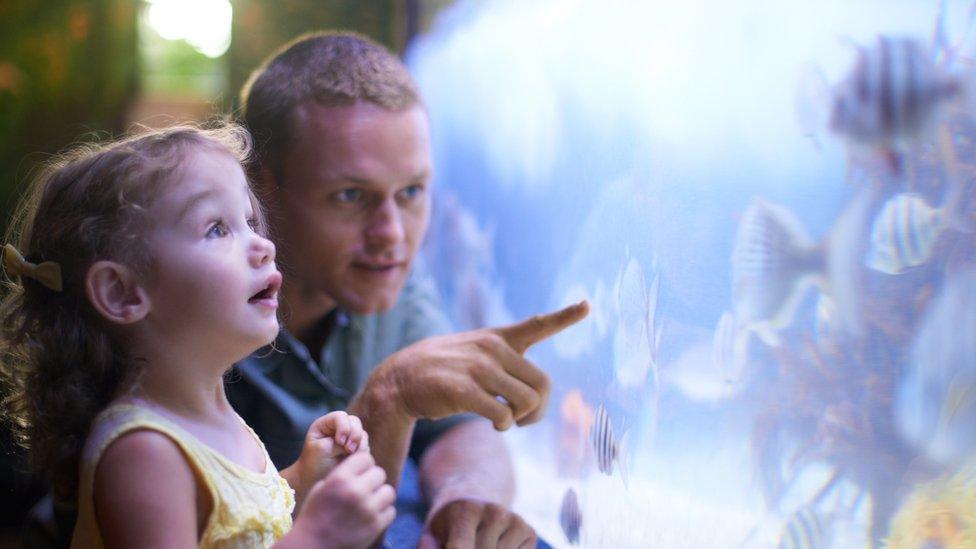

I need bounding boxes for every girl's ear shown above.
[85,261,151,324]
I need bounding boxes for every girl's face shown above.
[140,150,281,363]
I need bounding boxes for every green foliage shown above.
[225,0,403,112]
[0,0,139,233]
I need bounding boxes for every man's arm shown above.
[347,369,416,489]
[418,420,538,548]
[419,420,513,509]
[351,302,589,547]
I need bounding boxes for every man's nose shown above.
[250,234,276,267]
[365,198,405,248]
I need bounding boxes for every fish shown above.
[777,507,826,549]
[731,197,822,345]
[865,193,946,274]
[895,266,976,466]
[829,36,962,171]
[612,258,661,388]
[794,62,831,151]
[589,403,629,485]
[559,487,582,545]
[813,292,839,345]
[823,184,880,338]
[732,187,879,344]
[712,311,750,387]
[931,0,951,66]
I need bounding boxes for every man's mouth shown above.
[352,261,405,273]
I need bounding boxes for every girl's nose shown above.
[250,234,276,267]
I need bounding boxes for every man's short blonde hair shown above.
[239,31,421,177]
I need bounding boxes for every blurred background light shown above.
[144,0,233,58]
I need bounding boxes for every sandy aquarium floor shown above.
[506,427,871,548]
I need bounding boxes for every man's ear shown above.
[85,260,151,324]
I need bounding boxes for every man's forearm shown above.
[419,420,515,513]
[348,371,416,489]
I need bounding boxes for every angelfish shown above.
[559,487,582,545]
[777,507,827,549]
[731,198,822,345]
[731,187,879,344]
[829,36,963,170]
[589,403,629,486]
[865,193,947,274]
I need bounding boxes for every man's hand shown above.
[418,499,536,549]
[369,300,589,431]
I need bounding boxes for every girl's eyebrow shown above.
[176,189,218,222]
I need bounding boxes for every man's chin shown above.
[336,292,400,316]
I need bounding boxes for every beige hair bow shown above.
[3,244,62,292]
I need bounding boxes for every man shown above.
[230,31,587,548]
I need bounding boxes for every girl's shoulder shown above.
[72,401,208,548]
[90,426,202,546]
[81,401,186,466]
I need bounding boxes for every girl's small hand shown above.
[285,411,370,510]
[313,410,369,456]
[283,451,396,549]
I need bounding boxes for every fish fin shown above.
[954,1,976,67]
[795,62,832,148]
[617,429,631,491]
[731,198,819,331]
[932,0,951,65]
[753,323,783,347]
[826,185,881,337]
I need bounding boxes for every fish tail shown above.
[617,431,631,491]
[938,125,976,233]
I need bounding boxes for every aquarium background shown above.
[1,0,974,546]
[410,0,976,546]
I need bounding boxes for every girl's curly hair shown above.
[0,123,253,504]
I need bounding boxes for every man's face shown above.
[265,101,432,315]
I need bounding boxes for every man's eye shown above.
[336,189,362,203]
[400,184,425,200]
[206,221,229,238]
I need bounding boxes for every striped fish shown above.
[559,488,582,545]
[777,508,826,549]
[829,36,960,162]
[865,193,945,274]
[590,404,620,476]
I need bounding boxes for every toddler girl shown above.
[0,125,395,547]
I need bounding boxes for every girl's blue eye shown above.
[206,221,229,238]
[336,188,362,203]
[246,217,259,231]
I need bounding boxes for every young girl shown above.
[0,125,396,547]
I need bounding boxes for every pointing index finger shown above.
[494,300,589,354]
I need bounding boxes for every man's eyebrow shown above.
[409,169,432,183]
[176,189,218,222]
[335,170,432,186]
